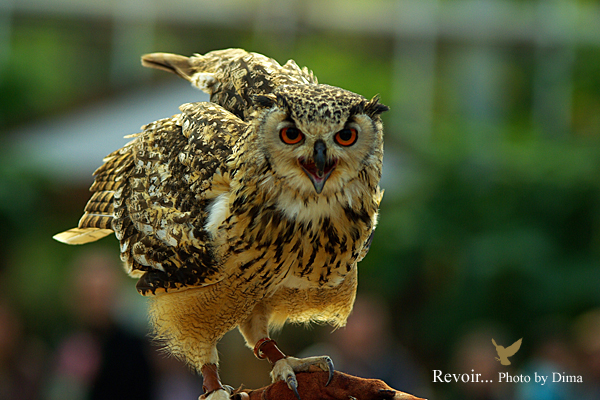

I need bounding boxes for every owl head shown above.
[253,84,388,197]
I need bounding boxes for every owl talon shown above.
[271,355,335,398]
[223,385,235,394]
[324,356,334,386]
[286,374,301,400]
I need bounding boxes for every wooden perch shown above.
[230,371,426,400]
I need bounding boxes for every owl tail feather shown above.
[141,53,218,94]
[53,227,113,245]
[141,53,195,81]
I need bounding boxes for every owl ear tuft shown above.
[253,94,278,109]
[364,95,389,118]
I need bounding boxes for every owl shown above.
[54,49,388,400]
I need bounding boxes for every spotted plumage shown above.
[54,48,388,400]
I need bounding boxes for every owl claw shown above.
[286,374,301,400]
[324,356,334,386]
[271,355,335,399]
[223,385,235,394]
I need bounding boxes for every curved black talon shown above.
[286,374,301,400]
[223,385,235,394]
[324,356,335,386]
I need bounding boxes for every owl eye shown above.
[334,128,358,146]
[280,127,304,145]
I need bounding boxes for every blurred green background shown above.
[1,0,599,399]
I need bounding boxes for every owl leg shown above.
[199,364,233,400]
[239,304,334,400]
[147,291,239,400]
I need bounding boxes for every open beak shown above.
[299,141,337,194]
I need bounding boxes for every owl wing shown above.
[504,338,523,357]
[54,102,249,295]
[356,189,384,263]
[141,48,318,120]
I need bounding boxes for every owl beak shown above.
[299,141,337,194]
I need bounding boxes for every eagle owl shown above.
[54,49,388,400]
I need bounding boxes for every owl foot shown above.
[254,338,334,400]
[271,356,335,400]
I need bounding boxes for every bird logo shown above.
[492,338,522,365]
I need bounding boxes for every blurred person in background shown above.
[573,308,600,400]
[300,294,431,398]
[151,352,204,400]
[0,297,45,400]
[45,250,154,400]
[514,317,580,400]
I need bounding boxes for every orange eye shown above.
[280,127,304,145]
[334,128,358,146]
